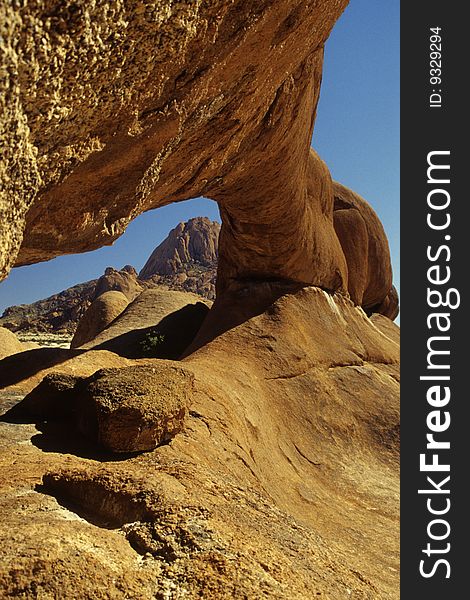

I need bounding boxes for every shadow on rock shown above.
[91,302,209,359]
[0,348,86,389]
[31,421,141,462]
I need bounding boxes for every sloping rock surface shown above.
[0,327,24,360]
[0,289,399,598]
[71,290,130,348]
[81,288,211,359]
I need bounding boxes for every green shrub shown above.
[140,330,166,356]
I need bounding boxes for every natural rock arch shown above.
[1,0,397,322]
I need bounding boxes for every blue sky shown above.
[313,0,400,296]
[0,0,399,314]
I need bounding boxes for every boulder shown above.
[5,364,193,453]
[0,327,23,360]
[93,267,143,302]
[77,364,193,453]
[71,290,130,348]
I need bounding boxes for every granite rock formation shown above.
[0,266,141,336]
[333,181,398,317]
[140,217,220,300]
[0,1,400,597]
[77,364,193,453]
[0,279,97,335]
[0,288,399,597]
[140,217,219,279]
[1,0,358,307]
[93,266,144,302]
[0,219,221,339]
[0,327,24,360]
[79,288,211,359]
[71,290,130,348]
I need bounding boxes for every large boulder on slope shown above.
[71,290,130,348]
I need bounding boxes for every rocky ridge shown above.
[138,217,219,299]
[0,279,97,336]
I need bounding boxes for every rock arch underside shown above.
[0,2,400,599]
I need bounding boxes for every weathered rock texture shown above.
[0,2,400,596]
[7,365,193,453]
[1,0,368,305]
[0,289,399,598]
[77,364,193,453]
[71,290,130,348]
[140,217,219,279]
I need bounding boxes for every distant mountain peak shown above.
[0,219,220,337]
[139,217,220,279]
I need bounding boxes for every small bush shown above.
[140,330,166,356]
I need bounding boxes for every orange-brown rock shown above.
[71,290,130,349]
[77,364,193,453]
[81,288,210,359]
[0,327,24,360]
[0,1,401,596]
[0,348,137,394]
[140,217,220,279]
[93,266,143,302]
[373,285,400,321]
[2,1,353,300]
[333,181,395,313]
[140,217,220,299]
[6,364,194,453]
[0,288,399,598]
